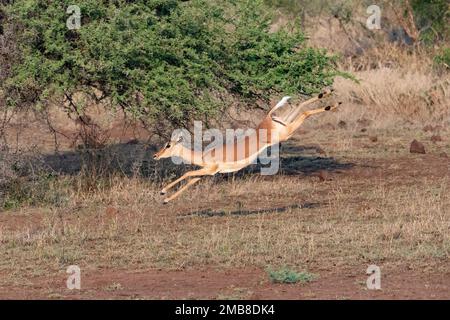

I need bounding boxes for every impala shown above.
[154,89,341,203]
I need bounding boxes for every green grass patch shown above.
[268,267,317,284]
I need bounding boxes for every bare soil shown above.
[1,108,449,300]
[1,264,449,300]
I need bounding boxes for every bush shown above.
[2,0,345,132]
[0,1,19,101]
[411,0,450,44]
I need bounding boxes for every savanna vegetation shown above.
[0,0,449,299]
[1,0,343,131]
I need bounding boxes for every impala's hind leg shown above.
[283,88,334,124]
[285,102,341,139]
[163,178,202,204]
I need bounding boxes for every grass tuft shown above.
[268,268,317,284]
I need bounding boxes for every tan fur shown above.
[154,89,339,203]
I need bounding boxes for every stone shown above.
[410,140,426,154]
[338,120,347,129]
[430,135,443,143]
[316,170,330,182]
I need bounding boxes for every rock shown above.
[321,123,336,130]
[388,27,415,46]
[338,120,347,129]
[439,152,448,158]
[430,135,443,143]
[410,140,426,154]
[361,128,367,133]
[316,170,330,182]
[357,118,372,126]
[423,125,443,133]
[313,145,326,155]
[105,206,119,218]
[369,136,378,143]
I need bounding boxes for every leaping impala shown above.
[153,88,341,203]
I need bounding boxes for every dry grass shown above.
[0,9,449,297]
[305,14,450,127]
[334,68,450,126]
[1,76,449,295]
[0,125,449,288]
[1,177,449,278]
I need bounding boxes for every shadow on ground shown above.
[219,143,354,179]
[179,202,322,218]
[41,141,354,182]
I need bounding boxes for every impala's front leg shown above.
[160,165,219,195]
[163,177,202,204]
[160,174,189,195]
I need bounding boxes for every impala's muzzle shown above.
[153,151,162,160]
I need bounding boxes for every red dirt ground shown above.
[1,116,449,300]
[1,265,449,300]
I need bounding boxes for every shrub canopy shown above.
[2,0,343,130]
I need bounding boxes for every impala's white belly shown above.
[217,162,252,173]
[218,167,243,173]
[215,146,269,173]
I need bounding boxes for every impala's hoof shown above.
[160,190,167,195]
[332,102,342,111]
[163,199,169,204]
[319,88,333,99]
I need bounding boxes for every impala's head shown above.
[153,133,184,160]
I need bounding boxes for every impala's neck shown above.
[177,144,205,166]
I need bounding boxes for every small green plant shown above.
[268,267,317,284]
[434,48,450,70]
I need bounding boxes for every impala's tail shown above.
[268,96,291,116]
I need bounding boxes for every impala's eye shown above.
[166,143,171,148]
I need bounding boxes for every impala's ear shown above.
[171,131,184,144]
